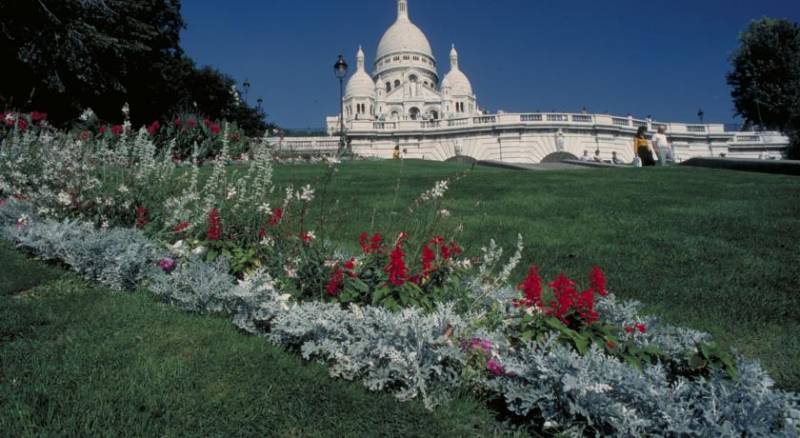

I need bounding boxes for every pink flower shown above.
[159,258,177,273]
[147,120,161,135]
[462,338,493,355]
[487,359,506,376]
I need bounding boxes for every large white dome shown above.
[376,1,433,60]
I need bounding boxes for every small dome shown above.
[346,46,375,98]
[441,45,473,95]
[376,0,434,60]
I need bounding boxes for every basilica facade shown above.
[341,0,477,123]
[314,0,788,163]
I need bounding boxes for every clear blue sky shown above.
[181,0,800,129]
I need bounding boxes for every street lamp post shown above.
[697,109,705,125]
[257,97,263,113]
[334,55,349,156]
[243,79,251,104]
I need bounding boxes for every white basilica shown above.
[311,0,789,163]
[342,0,477,123]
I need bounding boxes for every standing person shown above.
[634,126,656,166]
[651,126,673,165]
[392,145,401,160]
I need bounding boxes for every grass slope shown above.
[271,161,800,390]
[0,242,501,437]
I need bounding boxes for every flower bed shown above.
[1,121,799,435]
[1,200,798,436]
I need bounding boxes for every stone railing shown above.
[342,112,749,139]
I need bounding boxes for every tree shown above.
[0,0,270,134]
[728,18,800,158]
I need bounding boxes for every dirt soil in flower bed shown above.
[264,160,800,391]
[0,241,505,436]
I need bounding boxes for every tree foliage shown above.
[728,18,800,158]
[0,0,269,135]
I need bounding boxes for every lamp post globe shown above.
[333,55,349,155]
[242,79,251,104]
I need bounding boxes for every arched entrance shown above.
[541,151,579,163]
[409,107,420,120]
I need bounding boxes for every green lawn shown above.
[0,241,502,436]
[271,160,800,390]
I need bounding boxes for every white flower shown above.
[122,120,132,133]
[304,231,316,241]
[4,113,15,122]
[284,266,298,279]
[117,185,129,194]
[192,246,207,256]
[298,185,315,202]
[257,203,271,214]
[121,102,130,117]
[259,236,275,247]
[226,188,237,200]
[543,421,558,429]
[100,217,110,230]
[17,214,30,226]
[79,108,95,122]
[57,191,72,206]
[438,209,451,218]
[420,180,449,202]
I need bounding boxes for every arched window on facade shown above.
[385,82,391,92]
[394,79,401,88]
[409,74,418,83]
[409,107,420,120]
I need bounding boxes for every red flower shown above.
[547,274,580,324]
[385,242,408,286]
[111,125,124,136]
[207,208,222,241]
[636,323,647,334]
[268,208,284,226]
[625,326,635,334]
[173,221,190,233]
[344,258,357,278]
[210,123,221,135]
[147,120,161,135]
[187,118,197,128]
[203,118,212,127]
[99,126,107,135]
[258,227,267,239]
[174,117,182,127]
[135,206,149,229]
[16,118,28,131]
[79,130,91,141]
[449,241,463,256]
[429,236,445,246]
[590,266,608,296]
[359,232,383,254]
[326,264,345,296]
[300,231,314,244]
[30,111,47,122]
[517,266,544,308]
[421,244,436,277]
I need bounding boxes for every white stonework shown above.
[318,0,789,163]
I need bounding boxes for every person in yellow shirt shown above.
[634,126,656,166]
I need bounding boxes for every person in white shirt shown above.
[651,126,674,165]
